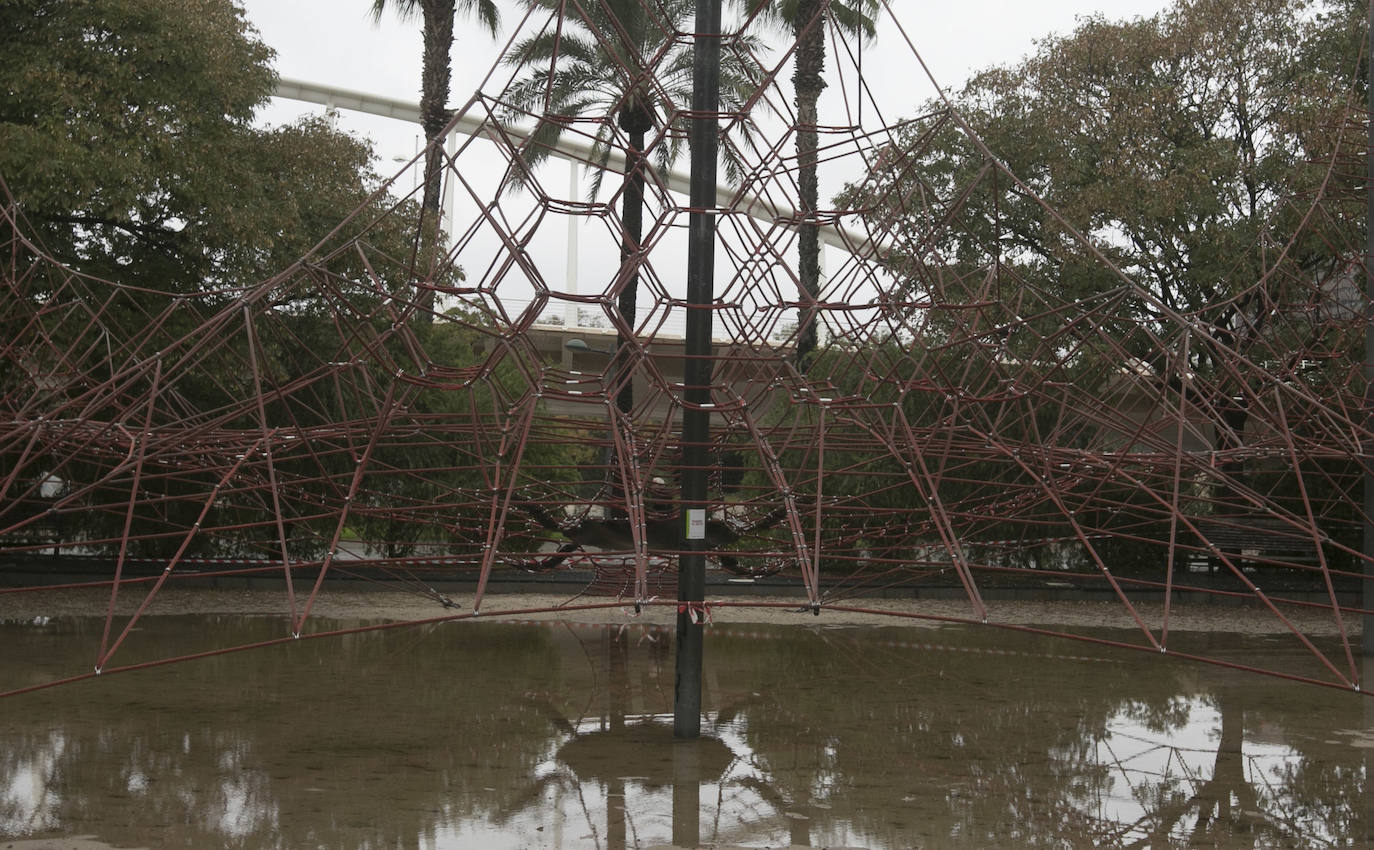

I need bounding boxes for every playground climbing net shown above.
[1,0,1372,693]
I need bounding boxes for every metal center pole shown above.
[1364,0,1374,659]
[675,0,722,740]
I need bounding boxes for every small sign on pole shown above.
[686,508,706,540]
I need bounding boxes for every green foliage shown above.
[502,0,764,195]
[846,0,1361,334]
[2,0,271,282]
[0,0,585,561]
[0,0,440,296]
[819,0,1367,576]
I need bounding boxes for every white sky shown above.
[241,0,1177,168]
[235,0,1178,333]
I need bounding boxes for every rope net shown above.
[1,0,1371,692]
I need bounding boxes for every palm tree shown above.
[502,0,761,416]
[369,0,499,316]
[502,0,692,418]
[747,0,877,370]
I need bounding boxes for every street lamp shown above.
[565,338,611,356]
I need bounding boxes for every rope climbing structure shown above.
[1,0,1371,694]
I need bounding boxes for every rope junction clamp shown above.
[677,601,712,625]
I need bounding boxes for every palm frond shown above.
[368,0,420,25]
[505,0,765,204]
[464,0,501,36]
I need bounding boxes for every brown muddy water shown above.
[0,615,1369,849]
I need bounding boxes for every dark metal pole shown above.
[1365,0,1374,659]
[1366,22,1374,846]
[671,744,703,845]
[675,0,721,740]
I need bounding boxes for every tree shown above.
[502,0,762,417]
[502,0,696,419]
[369,0,500,319]
[0,0,439,295]
[746,0,878,370]
[2,0,269,286]
[851,0,1361,347]
[1,0,436,438]
[0,0,551,560]
[839,0,1364,565]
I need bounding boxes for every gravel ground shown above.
[0,585,1358,635]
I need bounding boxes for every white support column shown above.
[566,159,580,328]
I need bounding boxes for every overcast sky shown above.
[234,0,1179,330]
[239,0,1177,175]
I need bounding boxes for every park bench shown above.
[1187,515,1322,569]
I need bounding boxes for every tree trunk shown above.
[1191,689,1255,841]
[1208,390,1250,574]
[793,0,826,371]
[417,0,455,320]
[616,103,652,417]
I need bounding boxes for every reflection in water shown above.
[1095,694,1341,847]
[0,616,1366,849]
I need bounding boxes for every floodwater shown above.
[0,616,1369,849]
